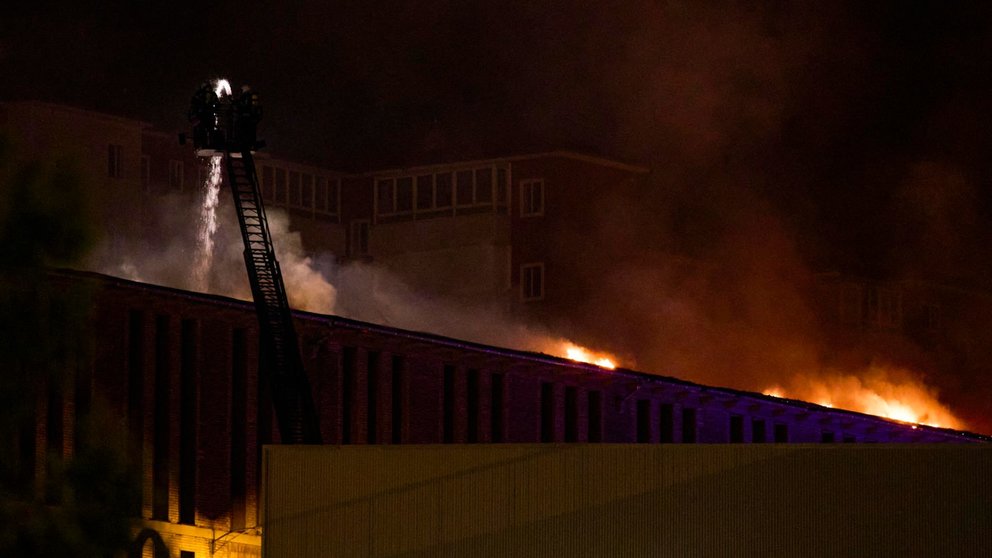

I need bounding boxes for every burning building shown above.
[2,99,991,556]
[10,269,988,556]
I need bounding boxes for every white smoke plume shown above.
[86,188,612,365]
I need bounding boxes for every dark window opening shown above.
[821,431,835,443]
[443,365,455,443]
[564,387,578,442]
[342,348,355,444]
[636,400,651,443]
[152,315,170,520]
[752,419,766,443]
[659,404,674,443]
[467,369,479,443]
[588,391,602,443]
[521,264,544,301]
[681,408,697,443]
[416,175,433,210]
[367,351,379,444]
[126,310,144,515]
[541,382,555,442]
[843,435,857,443]
[230,328,247,531]
[475,168,493,203]
[391,356,403,444]
[179,319,197,525]
[730,415,744,442]
[435,172,453,207]
[396,177,413,212]
[491,373,504,443]
[456,170,473,205]
[774,423,789,443]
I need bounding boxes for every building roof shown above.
[52,267,991,443]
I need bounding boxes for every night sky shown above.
[4,1,992,279]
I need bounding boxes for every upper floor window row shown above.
[260,165,340,217]
[375,165,509,218]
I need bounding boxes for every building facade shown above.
[12,270,985,557]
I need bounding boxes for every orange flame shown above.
[763,365,963,429]
[559,342,618,369]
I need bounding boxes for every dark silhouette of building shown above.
[13,269,985,556]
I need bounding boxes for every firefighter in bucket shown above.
[186,80,262,155]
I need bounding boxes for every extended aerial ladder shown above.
[185,81,321,444]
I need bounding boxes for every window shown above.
[179,320,197,525]
[496,168,508,207]
[587,391,602,443]
[230,328,247,530]
[378,166,505,217]
[328,178,340,215]
[377,178,395,215]
[636,400,651,443]
[475,168,493,203]
[456,170,473,206]
[564,386,578,442]
[350,220,370,257]
[108,144,123,178]
[491,373,504,443]
[681,408,697,443]
[443,365,455,443]
[288,171,301,206]
[752,419,766,443]
[821,431,835,443]
[730,415,744,442]
[126,310,144,515]
[659,403,674,443]
[169,159,184,190]
[367,352,379,444]
[152,315,170,521]
[416,175,433,210]
[391,356,404,444]
[521,263,544,301]
[541,382,555,442]
[342,347,356,444]
[774,423,789,443]
[467,370,480,443]
[140,155,150,189]
[301,174,314,209]
[436,172,453,207]
[520,179,544,216]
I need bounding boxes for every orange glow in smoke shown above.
[561,342,618,369]
[763,366,963,429]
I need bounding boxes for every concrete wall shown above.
[263,444,992,558]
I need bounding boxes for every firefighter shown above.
[235,85,262,149]
[188,82,215,149]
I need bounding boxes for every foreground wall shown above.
[263,444,992,558]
